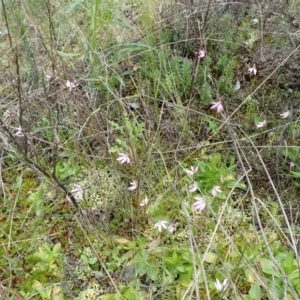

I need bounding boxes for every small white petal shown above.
[65,80,79,91]
[195,49,205,59]
[193,197,206,211]
[214,279,222,291]
[167,222,175,233]
[71,184,84,201]
[256,120,266,129]
[214,278,229,292]
[45,74,53,81]
[14,126,24,136]
[140,196,149,207]
[117,153,130,164]
[210,101,224,113]
[280,111,290,119]
[248,64,257,75]
[250,19,259,26]
[189,182,199,193]
[234,79,241,92]
[185,166,198,177]
[128,180,137,191]
[211,186,222,198]
[129,102,140,109]
[154,220,169,232]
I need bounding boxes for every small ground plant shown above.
[1,0,300,299]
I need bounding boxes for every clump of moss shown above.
[75,282,105,300]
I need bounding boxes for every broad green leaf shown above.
[52,243,61,256]
[249,283,261,300]
[203,252,218,263]
[177,266,186,272]
[178,273,192,287]
[291,171,300,178]
[259,258,281,278]
[121,287,139,299]
[288,269,300,281]
[147,263,158,281]
[282,251,297,275]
